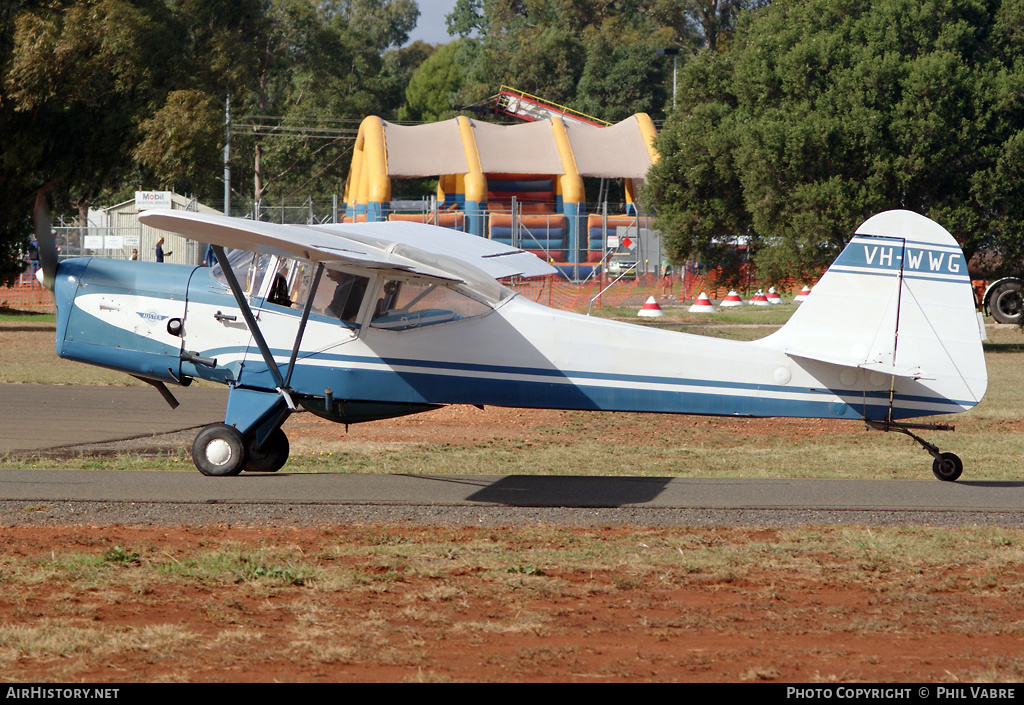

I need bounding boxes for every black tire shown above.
[932,452,963,482]
[192,424,247,477]
[990,281,1023,324]
[245,428,289,473]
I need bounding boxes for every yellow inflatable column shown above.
[550,118,586,273]
[625,113,659,215]
[355,116,391,222]
[456,116,487,236]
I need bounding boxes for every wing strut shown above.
[211,245,293,406]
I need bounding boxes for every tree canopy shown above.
[7,0,1023,293]
[0,0,419,283]
[646,0,1024,284]
[398,40,463,123]
[443,0,701,123]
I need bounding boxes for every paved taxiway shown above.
[2,384,1023,526]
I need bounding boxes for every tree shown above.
[231,0,420,208]
[445,0,697,124]
[137,0,421,210]
[134,90,224,195]
[398,41,463,122]
[646,0,1024,284]
[1,0,178,282]
[130,0,269,204]
[0,0,420,281]
[575,21,675,123]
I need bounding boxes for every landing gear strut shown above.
[866,420,963,482]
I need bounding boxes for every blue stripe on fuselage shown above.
[214,345,970,421]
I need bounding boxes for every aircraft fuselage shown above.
[53,256,976,426]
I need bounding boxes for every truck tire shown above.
[990,280,1023,324]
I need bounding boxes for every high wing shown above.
[137,209,558,284]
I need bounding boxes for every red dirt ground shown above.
[4,523,1024,683]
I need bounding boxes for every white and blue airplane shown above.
[33,198,987,480]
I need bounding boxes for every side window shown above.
[262,262,369,325]
[317,270,369,323]
[370,279,490,331]
[260,258,301,309]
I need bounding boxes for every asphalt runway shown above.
[3,384,1024,527]
[0,384,227,452]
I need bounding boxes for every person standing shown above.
[28,235,40,280]
[660,257,676,299]
[155,237,171,262]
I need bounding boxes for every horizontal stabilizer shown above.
[784,348,932,380]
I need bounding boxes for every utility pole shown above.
[223,94,231,217]
[655,48,679,110]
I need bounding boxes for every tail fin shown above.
[762,210,987,420]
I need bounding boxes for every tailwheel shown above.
[192,423,247,476]
[865,420,963,482]
[245,428,290,473]
[932,452,963,482]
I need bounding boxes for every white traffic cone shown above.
[795,285,812,302]
[638,296,666,317]
[688,292,717,313]
[766,287,782,304]
[720,290,744,307]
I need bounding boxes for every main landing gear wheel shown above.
[932,452,964,482]
[245,428,290,473]
[192,424,247,477]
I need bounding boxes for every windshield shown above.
[211,249,269,296]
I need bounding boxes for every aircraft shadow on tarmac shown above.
[455,476,672,508]
[955,480,1024,488]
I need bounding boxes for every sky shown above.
[406,0,459,46]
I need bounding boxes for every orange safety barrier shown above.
[389,212,465,229]
[506,269,820,313]
[1,274,55,311]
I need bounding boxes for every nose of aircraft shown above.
[50,258,89,322]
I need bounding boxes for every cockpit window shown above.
[370,279,491,331]
[281,263,369,324]
[316,269,369,323]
